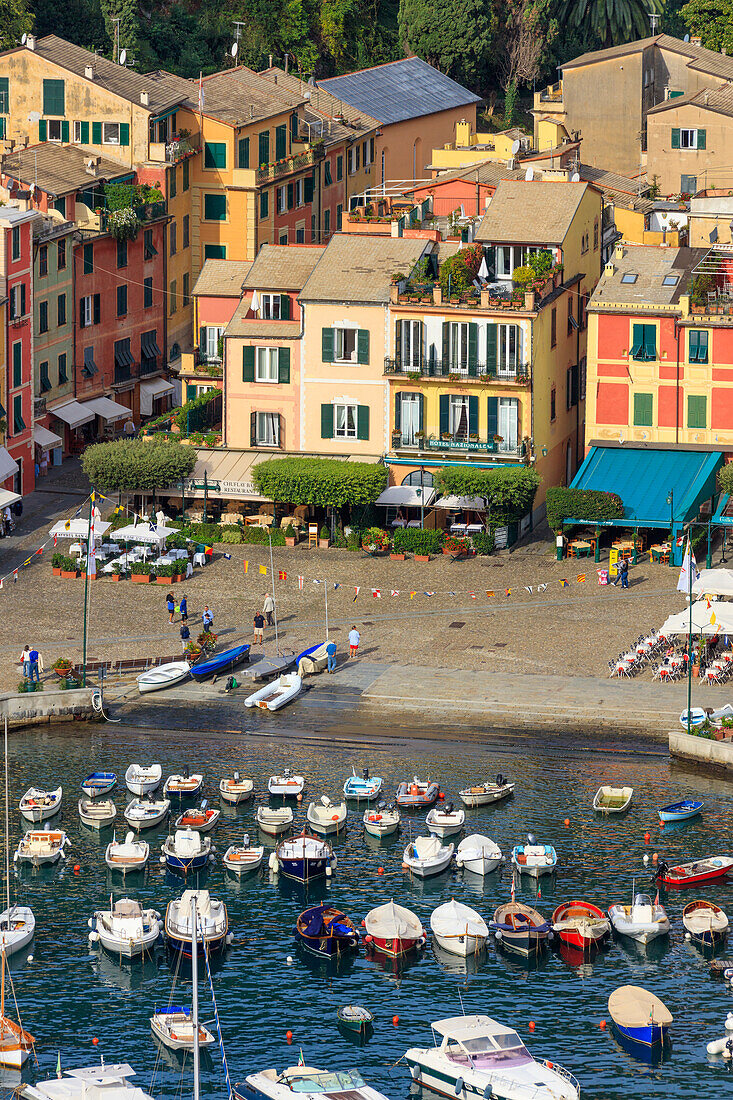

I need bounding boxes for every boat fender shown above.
[326,866,332,877]
[159,855,166,864]
[268,852,278,872]
[226,933,234,945]
[724,969,733,981]
[456,856,463,867]
[454,1078,464,1096]
[88,916,97,930]
[410,1067,420,1080]
[483,1087,493,1099]
[495,930,503,940]
[726,1013,733,1031]
[707,1036,729,1055]
[331,855,338,867]
[88,931,100,943]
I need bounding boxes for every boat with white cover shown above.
[125,764,162,796]
[306,796,347,836]
[244,673,302,711]
[403,835,454,878]
[426,804,465,837]
[256,806,293,835]
[105,831,150,875]
[89,898,162,957]
[682,899,728,948]
[268,770,305,797]
[0,906,35,957]
[456,834,503,875]
[363,804,400,838]
[81,772,117,798]
[458,776,514,808]
[593,785,633,814]
[430,900,488,957]
[511,839,558,878]
[14,829,68,866]
[151,1006,214,1050]
[136,662,190,694]
[219,774,254,804]
[124,798,170,831]
[19,787,61,823]
[364,900,426,957]
[405,1015,579,1100]
[163,772,203,799]
[79,799,116,829]
[344,770,383,801]
[608,893,670,945]
[240,1065,391,1100]
[161,828,212,875]
[165,889,228,956]
[20,1063,158,1100]
[223,834,264,874]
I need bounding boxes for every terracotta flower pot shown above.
[285,537,296,547]
[61,570,78,579]
[53,666,72,678]
[111,574,122,582]
[131,573,151,583]
[415,554,430,562]
[390,553,406,561]
[52,567,61,576]
[156,576,171,584]
[174,574,185,583]
[318,539,330,549]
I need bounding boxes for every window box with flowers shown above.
[106,206,140,242]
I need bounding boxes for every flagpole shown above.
[268,530,279,656]
[687,536,693,735]
[324,580,329,642]
[81,492,93,687]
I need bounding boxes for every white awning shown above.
[33,426,63,450]
[434,494,489,510]
[376,485,436,507]
[0,488,21,508]
[49,518,112,541]
[51,401,96,429]
[660,600,733,636]
[112,522,177,544]
[140,378,175,416]
[0,446,19,483]
[83,397,130,422]
[691,568,733,598]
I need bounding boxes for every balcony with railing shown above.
[255,146,322,186]
[391,431,527,458]
[537,80,563,104]
[384,357,531,383]
[148,136,200,164]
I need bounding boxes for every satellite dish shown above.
[21,33,27,45]
[119,49,127,65]
[27,110,41,123]
[571,171,580,182]
[684,33,690,42]
[525,166,534,181]
[511,139,520,155]
[231,42,238,58]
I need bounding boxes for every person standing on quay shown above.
[19,646,31,679]
[263,592,275,626]
[166,591,175,623]
[180,622,191,652]
[348,626,360,658]
[326,639,337,673]
[202,605,214,631]
[28,647,42,682]
[253,610,265,645]
[179,594,188,624]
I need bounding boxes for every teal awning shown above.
[569,446,723,527]
[385,457,523,470]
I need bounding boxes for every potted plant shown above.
[53,657,74,678]
[52,552,64,577]
[443,535,469,558]
[131,562,152,583]
[361,527,390,554]
[110,564,124,582]
[318,525,330,549]
[197,630,217,652]
[390,549,406,561]
[156,561,174,584]
[284,523,297,548]
[185,641,203,663]
[60,556,79,579]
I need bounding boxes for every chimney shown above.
[690,36,702,46]
[85,65,94,79]
[269,54,273,68]
[140,90,149,106]
[614,242,624,261]
[605,260,615,276]
[704,90,709,104]
[26,35,36,50]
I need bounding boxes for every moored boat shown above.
[551,900,610,953]
[344,770,383,802]
[79,798,117,829]
[491,902,550,958]
[593,785,633,814]
[608,985,672,1060]
[161,827,212,875]
[19,786,61,823]
[363,804,400,838]
[189,643,250,680]
[608,893,670,944]
[174,802,220,833]
[682,899,729,948]
[658,798,703,823]
[268,770,305,797]
[219,774,254,804]
[163,772,204,800]
[430,899,488,957]
[256,806,293,836]
[14,829,68,866]
[511,839,557,878]
[336,1006,374,1038]
[151,1006,215,1050]
[295,904,360,956]
[455,834,502,876]
[223,834,264,874]
[136,662,190,694]
[244,673,302,711]
[655,855,733,887]
[395,778,440,810]
[0,906,35,957]
[81,772,117,798]
[124,798,170,831]
[364,900,426,957]
[165,889,228,956]
[458,775,514,808]
[426,804,465,837]
[125,764,162,797]
[0,946,33,1066]
[89,898,162,957]
[403,835,454,878]
[240,1064,390,1100]
[275,832,333,882]
[19,1062,157,1100]
[306,796,347,836]
[105,831,150,875]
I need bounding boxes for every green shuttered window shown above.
[204,142,227,169]
[238,137,250,169]
[204,193,226,221]
[633,393,653,426]
[687,395,707,429]
[43,79,64,116]
[689,329,708,363]
[631,323,656,361]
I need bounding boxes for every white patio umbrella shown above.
[691,568,733,598]
[660,600,733,636]
[49,518,111,542]
[112,522,178,544]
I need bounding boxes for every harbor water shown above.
[2,699,732,1100]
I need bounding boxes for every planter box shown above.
[443,549,463,558]
[415,554,430,562]
[61,570,78,579]
[53,667,72,678]
[174,574,185,583]
[110,574,122,582]
[131,573,151,583]
[156,576,171,584]
[318,539,330,549]
[285,537,297,547]
[390,553,406,561]
[52,567,61,576]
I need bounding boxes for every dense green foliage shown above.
[0,0,32,50]
[435,466,540,520]
[680,0,733,52]
[718,461,733,497]
[82,438,196,492]
[392,527,445,553]
[253,457,387,507]
[398,0,497,88]
[545,486,625,532]
[554,0,663,47]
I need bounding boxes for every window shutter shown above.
[322,327,334,362]
[278,346,290,383]
[357,405,369,440]
[571,363,579,407]
[275,124,287,160]
[61,120,69,142]
[199,327,206,353]
[242,346,255,382]
[251,411,257,446]
[468,395,478,435]
[321,403,334,438]
[238,137,250,168]
[699,330,709,362]
[278,413,284,447]
[280,293,290,319]
[394,392,402,432]
[394,320,402,368]
[643,324,656,360]
[630,324,644,358]
[357,329,370,364]
[39,120,46,142]
[418,392,425,431]
[291,112,298,144]
[487,396,498,438]
[304,173,313,204]
[92,121,102,145]
[93,294,100,324]
[486,323,498,370]
[80,299,85,328]
[120,122,130,146]
[287,182,294,209]
[671,128,680,149]
[468,323,478,373]
[20,283,25,316]
[633,393,653,426]
[439,394,449,435]
[566,367,572,410]
[697,128,706,150]
[81,121,89,144]
[442,322,449,369]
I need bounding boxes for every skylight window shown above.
[621,273,638,284]
[662,274,679,286]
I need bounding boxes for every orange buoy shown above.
[659,820,665,829]
[528,1021,535,1032]
[297,794,303,802]
[393,1016,399,1026]
[652,852,658,863]
[378,867,384,875]
[644,832,651,843]
[286,1031,293,1041]
[361,919,366,928]
[564,819,570,827]
[438,792,445,800]
[74,864,80,873]
[365,935,373,944]
[599,1019,607,1030]
[92,1038,99,1046]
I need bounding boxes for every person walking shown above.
[263,593,275,627]
[202,605,214,631]
[253,610,265,645]
[613,558,629,588]
[19,646,31,679]
[348,626,360,658]
[326,639,337,673]
[166,591,176,623]
[28,647,42,683]
[180,622,191,652]
[179,594,188,624]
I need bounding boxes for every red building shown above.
[0,206,37,500]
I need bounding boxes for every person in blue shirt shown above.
[28,647,41,682]
[326,640,337,673]
[179,594,188,623]
[202,605,214,631]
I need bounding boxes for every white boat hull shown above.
[459,783,514,807]
[105,836,150,874]
[458,852,502,875]
[125,765,162,796]
[223,846,264,873]
[0,906,35,956]
[151,1014,215,1050]
[97,923,160,958]
[19,788,62,822]
[268,776,305,797]
[406,1052,578,1100]
[137,662,190,695]
[256,810,293,836]
[432,930,486,957]
[426,818,465,838]
[244,673,302,711]
[512,861,555,879]
[219,779,254,804]
[363,811,400,838]
[79,799,117,829]
[404,845,454,878]
[124,801,170,830]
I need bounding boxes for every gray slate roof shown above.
[242,244,326,292]
[319,57,480,126]
[589,244,708,309]
[300,234,429,304]
[192,259,252,298]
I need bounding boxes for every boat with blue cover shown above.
[344,769,383,802]
[81,772,117,798]
[189,644,250,680]
[161,827,212,875]
[511,839,558,878]
[295,904,359,956]
[608,985,672,1061]
[658,798,703,823]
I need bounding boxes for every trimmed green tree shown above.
[435,466,541,517]
[545,486,624,532]
[253,457,387,508]
[81,438,196,493]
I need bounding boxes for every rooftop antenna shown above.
[231,21,245,63]
[648,12,660,32]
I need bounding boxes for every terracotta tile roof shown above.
[578,164,656,214]
[259,68,380,145]
[475,180,591,245]
[242,244,326,292]
[648,82,733,119]
[422,160,527,188]
[1,142,128,197]
[319,57,480,126]
[224,300,301,339]
[300,234,429,303]
[589,244,708,309]
[192,259,252,298]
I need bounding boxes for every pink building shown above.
[180,260,253,401]
[0,206,37,501]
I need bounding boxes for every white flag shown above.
[478,255,489,280]
[677,537,699,594]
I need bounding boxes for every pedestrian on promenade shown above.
[166,591,175,623]
[253,610,265,645]
[202,605,214,631]
[263,593,275,626]
[19,646,31,678]
[348,626,360,658]
[326,639,337,673]
[179,594,188,623]
[613,558,629,588]
[4,506,14,533]
[28,647,42,683]
[180,623,191,652]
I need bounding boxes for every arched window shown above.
[401,469,434,487]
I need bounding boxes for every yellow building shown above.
[429,119,531,172]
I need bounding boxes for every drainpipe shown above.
[675,318,680,445]
[575,286,581,470]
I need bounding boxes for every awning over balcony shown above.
[51,400,96,429]
[376,485,436,508]
[140,378,175,416]
[84,397,130,422]
[33,426,63,450]
[0,445,19,483]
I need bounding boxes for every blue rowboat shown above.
[658,799,703,823]
[608,985,672,1061]
[344,770,383,801]
[81,772,117,797]
[276,832,333,882]
[295,904,360,956]
[189,644,250,680]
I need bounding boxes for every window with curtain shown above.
[256,347,279,382]
[256,411,279,445]
[400,393,421,445]
[401,320,423,369]
[498,324,520,375]
[448,322,469,371]
[449,395,469,438]
[335,404,357,437]
[498,397,518,451]
[335,328,357,362]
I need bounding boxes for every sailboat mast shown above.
[268,530,280,657]
[192,894,200,1100]
[324,580,329,641]
[4,718,9,916]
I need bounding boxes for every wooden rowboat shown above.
[593,786,633,814]
[682,899,729,948]
[656,855,733,887]
[658,798,703,823]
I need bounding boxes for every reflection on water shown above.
[1,714,732,1100]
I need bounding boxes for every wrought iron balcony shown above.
[393,433,526,457]
[384,357,530,383]
[255,147,320,185]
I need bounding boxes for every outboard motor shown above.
[656,860,669,881]
[496,774,504,787]
[445,802,454,815]
[363,768,370,781]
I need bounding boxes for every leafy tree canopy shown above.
[253,457,388,507]
[0,0,33,50]
[680,0,733,51]
[397,0,497,89]
[553,0,663,48]
[435,466,540,519]
[82,438,197,492]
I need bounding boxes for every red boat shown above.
[552,900,611,953]
[364,900,426,957]
[656,855,733,888]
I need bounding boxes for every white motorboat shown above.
[243,1066,391,1100]
[268,770,305,797]
[79,799,117,829]
[165,889,228,956]
[14,829,68,866]
[511,839,558,878]
[363,804,400,838]
[430,899,488,957]
[136,662,190,695]
[163,772,204,799]
[151,1006,215,1050]
[18,787,61,823]
[161,828,212,875]
[105,831,150,875]
[20,1063,157,1100]
[223,834,265,874]
[81,772,117,798]
[219,774,254,804]
[89,898,162,957]
[244,673,302,711]
[256,806,293,836]
[593,786,633,814]
[458,776,514,808]
[405,1015,579,1100]
[306,796,347,836]
[456,834,503,875]
[124,798,170,831]
[426,803,465,837]
[174,802,220,833]
[344,769,383,801]
[125,764,162,797]
[403,835,454,878]
[275,832,334,882]
[608,893,670,945]
[0,906,35,956]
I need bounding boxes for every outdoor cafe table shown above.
[569,538,594,558]
[650,542,671,563]
[450,523,467,535]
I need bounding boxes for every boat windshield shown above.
[288,1070,366,1093]
[456,1033,525,1057]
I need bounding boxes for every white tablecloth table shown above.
[193,552,206,567]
